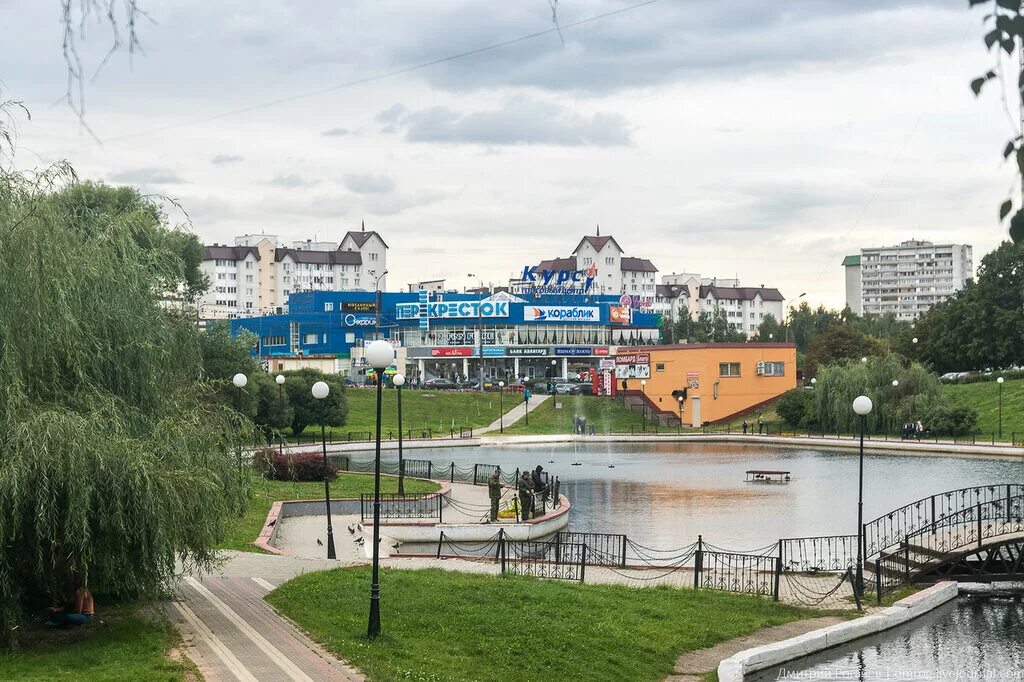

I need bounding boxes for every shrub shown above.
[920,404,979,436]
[257,450,337,481]
[775,388,814,428]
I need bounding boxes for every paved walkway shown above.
[476,393,550,433]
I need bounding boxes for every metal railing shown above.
[694,537,778,599]
[499,535,587,582]
[779,535,858,574]
[359,492,443,522]
[902,494,1024,558]
[555,532,626,567]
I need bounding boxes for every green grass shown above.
[217,473,439,553]
[0,604,192,681]
[942,379,1024,438]
[504,394,646,435]
[267,566,825,682]
[295,389,523,441]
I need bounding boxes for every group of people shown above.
[572,414,595,435]
[901,420,926,440]
[741,415,766,435]
[487,465,550,522]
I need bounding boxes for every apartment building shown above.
[843,240,973,319]
[653,275,786,338]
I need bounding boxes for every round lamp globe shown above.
[311,381,330,400]
[366,340,396,369]
[852,395,873,416]
[232,373,248,388]
[997,377,1005,384]
[275,374,286,385]
[393,374,405,387]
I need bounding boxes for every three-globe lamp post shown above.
[311,380,336,561]
[365,339,396,639]
[394,373,406,495]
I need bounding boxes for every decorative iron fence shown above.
[872,547,908,602]
[500,537,586,582]
[359,492,443,522]
[863,484,1024,557]
[902,494,1024,558]
[694,538,779,599]
[400,458,433,479]
[779,535,858,574]
[555,532,626,567]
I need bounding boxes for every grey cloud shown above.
[375,103,409,124]
[211,154,244,165]
[320,128,350,137]
[364,189,445,216]
[344,173,396,194]
[388,97,631,147]
[109,168,186,184]
[268,173,318,188]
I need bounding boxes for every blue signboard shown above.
[554,347,593,356]
[482,346,506,357]
[342,314,376,327]
[418,289,429,331]
[396,300,509,320]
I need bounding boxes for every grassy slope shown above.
[0,605,191,681]
[504,394,646,435]
[300,389,523,440]
[268,567,824,682]
[941,379,1024,438]
[217,474,439,553]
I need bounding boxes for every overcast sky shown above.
[1,0,1015,306]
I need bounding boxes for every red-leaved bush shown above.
[256,449,337,481]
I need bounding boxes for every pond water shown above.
[751,590,1024,681]
[363,441,1022,550]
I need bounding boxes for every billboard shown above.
[396,300,509,320]
[342,301,376,313]
[609,305,632,324]
[523,306,599,322]
[342,314,376,327]
[615,353,650,365]
[431,347,473,357]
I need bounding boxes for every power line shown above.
[95,0,662,145]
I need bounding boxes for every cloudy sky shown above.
[1,0,1016,306]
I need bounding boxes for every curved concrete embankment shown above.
[716,582,959,681]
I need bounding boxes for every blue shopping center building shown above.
[230,290,661,382]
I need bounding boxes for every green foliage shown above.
[267,567,822,682]
[669,308,745,343]
[254,373,293,438]
[787,302,841,354]
[283,368,348,435]
[942,378,1024,436]
[908,241,1024,372]
[919,403,979,436]
[812,354,971,434]
[804,325,884,377]
[754,313,785,342]
[775,388,817,429]
[0,170,245,644]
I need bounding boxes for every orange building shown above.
[615,343,797,426]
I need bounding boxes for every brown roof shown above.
[275,248,362,265]
[342,230,388,249]
[699,285,785,302]
[203,245,260,261]
[655,284,687,298]
[572,235,623,255]
[617,342,796,351]
[620,256,657,273]
[534,257,578,272]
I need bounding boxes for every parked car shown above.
[423,378,457,390]
[555,382,588,395]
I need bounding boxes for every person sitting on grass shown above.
[46,577,94,628]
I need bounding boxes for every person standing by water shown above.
[487,467,502,522]
[517,471,534,522]
[757,414,764,434]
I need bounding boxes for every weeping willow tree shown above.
[812,354,949,434]
[0,168,247,645]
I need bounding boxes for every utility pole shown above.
[468,273,485,391]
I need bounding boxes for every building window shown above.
[655,363,665,372]
[719,362,741,377]
[263,335,286,346]
[760,362,785,376]
[324,302,334,312]
[245,275,253,282]
[303,333,319,345]
[369,253,378,261]
[245,261,253,269]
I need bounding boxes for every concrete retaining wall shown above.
[717,582,959,681]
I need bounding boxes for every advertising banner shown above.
[615,363,651,379]
[519,263,596,294]
[440,330,496,345]
[342,301,376,313]
[507,347,548,357]
[342,314,376,327]
[593,347,610,356]
[598,358,616,370]
[609,305,632,324]
[615,353,650,365]
[431,347,473,357]
[523,306,599,323]
[482,346,506,357]
[554,347,593,356]
[396,300,509,320]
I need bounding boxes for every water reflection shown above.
[752,592,1024,681]
[382,441,1021,548]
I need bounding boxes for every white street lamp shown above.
[860,357,867,364]
[311,380,335,560]
[365,338,395,639]
[912,337,918,344]
[997,376,1005,439]
[498,381,505,433]
[393,374,406,494]
[275,374,286,385]
[852,394,873,597]
[232,373,248,388]
[891,380,899,387]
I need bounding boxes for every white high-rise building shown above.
[199,224,388,321]
[843,239,973,320]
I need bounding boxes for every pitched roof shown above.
[534,257,578,272]
[203,245,260,261]
[342,230,389,249]
[699,285,785,302]
[275,248,362,265]
[841,255,861,266]
[571,235,623,255]
[620,256,657,273]
[655,284,687,298]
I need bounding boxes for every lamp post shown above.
[785,292,806,344]
[891,380,898,388]
[810,377,817,387]
[311,380,336,560]
[468,273,485,392]
[641,379,648,433]
[677,395,684,428]
[997,376,1005,439]
[276,374,286,456]
[852,395,873,597]
[370,269,389,342]
[393,373,406,495]
[232,373,247,516]
[498,381,505,433]
[365,339,396,639]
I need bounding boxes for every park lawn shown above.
[504,394,645,435]
[267,567,825,682]
[0,603,192,681]
[217,473,439,553]
[941,379,1024,438]
[296,389,523,440]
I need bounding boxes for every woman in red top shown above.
[46,579,94,628]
